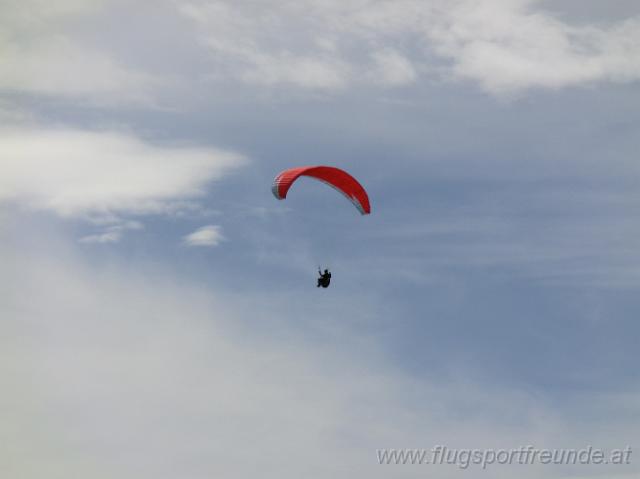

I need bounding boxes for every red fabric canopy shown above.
[272,166,371,215]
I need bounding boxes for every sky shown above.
[1,0,640,478]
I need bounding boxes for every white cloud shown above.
[0,0,156,103]
[183,224,225,246]
[240,54,350,90]
[79,220,143,244]
[0,128,245,217]
[178,1,352,91]
[370,48,417,86]
[5,0,638,101]
[179,0,640,94]
[0,36,155,101]
[78,230,122,244]
[427,0,640,94]
[1,227,638,479]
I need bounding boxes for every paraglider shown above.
[317,268,331,288]
[271,165,371,215]
[272,165,370,288]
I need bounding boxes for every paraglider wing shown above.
[272,166,371,215]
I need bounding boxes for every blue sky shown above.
[2,1,640,478]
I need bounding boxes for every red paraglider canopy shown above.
[272,166,371,215]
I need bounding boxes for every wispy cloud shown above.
[369,48,418,87]
[78,230,122,244]
[1,231,638,479]
[6,0,638,103]
[79,220,143,244]
[179,0,640,95]
[183,224,225,246]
